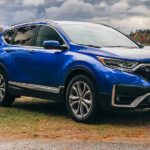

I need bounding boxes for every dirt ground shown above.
[0,97,150,145]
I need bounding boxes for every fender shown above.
[65,65,96,82]
[63,60,98,88]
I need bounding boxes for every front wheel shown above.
[66,75,98,122]
[0,70,15,107]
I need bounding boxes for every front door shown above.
[27,25,68,88]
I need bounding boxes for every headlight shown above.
[97,56,138,71]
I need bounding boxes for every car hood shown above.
[80,46,150,63]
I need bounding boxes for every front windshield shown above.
[60,22,138,48]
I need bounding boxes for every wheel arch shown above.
[0,63,8,76]
[64,66,97,92]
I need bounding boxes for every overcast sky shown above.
[0,0,149,33]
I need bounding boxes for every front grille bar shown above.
[132,63,150,81]
[111,85,150,108]
[132,63,150,71]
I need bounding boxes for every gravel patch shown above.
[0,140,149,150]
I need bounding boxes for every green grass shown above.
[0,97,150,143]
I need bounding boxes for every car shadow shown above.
[95,109,150,126]
[13,98,150,126]
[13,98,68,116]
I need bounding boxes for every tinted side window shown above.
[12,26,37,46]
[36,26,64,47]
[3,29,15,44]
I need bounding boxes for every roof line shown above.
[11,19,56,27]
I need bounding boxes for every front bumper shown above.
[96,62,150,110]
[98,84,150,110]
[112,84,150,108]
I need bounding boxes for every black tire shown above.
[66,75,98,122]
[0,70,15,107]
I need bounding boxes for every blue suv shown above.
[0,20,149,122]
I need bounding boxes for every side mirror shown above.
[43,40,61,49]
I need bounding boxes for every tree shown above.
[129,29,150,45]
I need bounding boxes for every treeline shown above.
[129,29,150,45]
[0,26,3,32]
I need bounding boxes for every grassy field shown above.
[0,97,150,144]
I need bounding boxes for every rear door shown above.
[3,25,38,83]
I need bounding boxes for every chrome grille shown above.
[134,64,150,81]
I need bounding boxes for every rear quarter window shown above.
[12,25,37,46]
[3,29,16,44]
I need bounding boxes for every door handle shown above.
[28,50,36,54]
[5,48,15,53]
[5,49,10,52]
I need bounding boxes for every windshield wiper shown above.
[103,46,138,48]
[79,44,101,48]
[138,43,144,48]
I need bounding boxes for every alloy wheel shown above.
[0,74,6,102]
[69,81,93,118]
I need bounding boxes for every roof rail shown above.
[11,19,56,27]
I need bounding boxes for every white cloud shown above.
[110,16,150,33]
[96,1,107,8]
[0,0,5,5]
[45,0,96,20]
[0,0,149,33]
[23,0,44,6]
[11,10,36,23]
[129,5,150,17]
[109,0,129,13]
[85,15,150,34]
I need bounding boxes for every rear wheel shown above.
[66,75,98,122]
[0,70,15,107]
